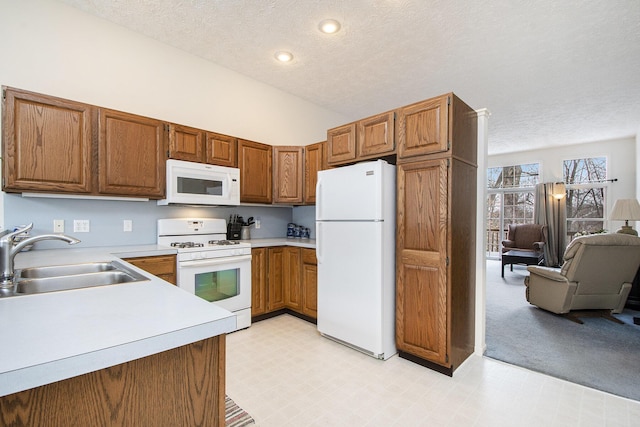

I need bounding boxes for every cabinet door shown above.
[168,123,204,163]
[251,248,268,316]
[283,247,302,310]
[273,146,304,204]
[267,247,285,311]
[358,111,395,158]
[205,132,237,167]
[327,123,356,165]
[304,141,325,204]
[98,109,166,198]
[396,158,449,366]
[301,249,318,319]
[238,139,272,204]
[2,87,93,193]
[123,255,177,285]
[397,95,449,159]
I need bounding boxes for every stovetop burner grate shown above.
[208,240,240,246]
[170,242,205,249]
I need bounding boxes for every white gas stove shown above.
[157,218,252,331]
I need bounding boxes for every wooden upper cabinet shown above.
[304,141,325,205]
[327,122,356,165]
[238,138,272,204]
[273,146,304,204]
[397,94,449,159]
[98,108,166,198]
[2,87,93,194]
[168,123,204,163]
[358,111,395,158]
[205,132,237,167]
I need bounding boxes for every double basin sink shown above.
[13,260,149,295]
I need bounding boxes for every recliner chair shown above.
[525,233,640,323]
[501,223,547,254]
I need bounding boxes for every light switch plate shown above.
[123,220,133,232]
[53,219,64,233]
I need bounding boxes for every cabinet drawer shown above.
[123,255,177,285]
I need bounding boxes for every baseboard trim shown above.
[398,351,453,376]
[252,309,317,325]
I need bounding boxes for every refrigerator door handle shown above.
[316,222,323,264]
[316,178,323,219]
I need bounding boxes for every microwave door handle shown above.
[180,254,252,268]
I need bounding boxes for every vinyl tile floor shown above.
[226,314,640,427]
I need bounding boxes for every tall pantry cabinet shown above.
[395,93,477,375]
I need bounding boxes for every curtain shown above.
[534,182,567,267]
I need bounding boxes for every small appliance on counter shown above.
[227,215,255,240]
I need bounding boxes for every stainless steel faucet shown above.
[0,223,81,290]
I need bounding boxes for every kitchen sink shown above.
[14,261,149,295]
[18,262,118,278]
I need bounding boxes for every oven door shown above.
[177,255,251,315]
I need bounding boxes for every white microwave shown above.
[158,159,240,206]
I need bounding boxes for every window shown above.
[486,163,539,257]
[563,157,607,236]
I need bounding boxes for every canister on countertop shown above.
[287,223,295,238]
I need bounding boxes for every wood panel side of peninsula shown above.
[0,336,225,427]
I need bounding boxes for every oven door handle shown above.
[179,254,252,268]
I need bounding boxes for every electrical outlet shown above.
[123,220,133,232]
[73,219,90,233]
[255,219,261,229]
[53,219,64,233]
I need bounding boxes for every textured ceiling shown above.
[58,0,640,155]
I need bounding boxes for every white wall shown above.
[488,136,637,231]
[0,0,349,239]
[0,0,348,146]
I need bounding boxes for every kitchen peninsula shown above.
[0,245,235,426]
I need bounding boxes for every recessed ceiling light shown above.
[318,19,341,34]
[274,51,293,62]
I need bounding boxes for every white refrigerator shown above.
[316,160,397,360]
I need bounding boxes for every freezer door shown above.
[316,161,386,221]
[317,221,386,355]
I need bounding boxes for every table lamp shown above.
[609,199,640,236]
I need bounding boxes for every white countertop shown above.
[0,245,236,397]
[245,238,316,249]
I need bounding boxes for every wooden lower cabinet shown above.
[301,248,318,318]
[251,248,268,316]
[396,157,476,375]
[123,254,177,285]
[283,247,302,310]
[0,336,226,427]
[267,247,286,311]
[251,246,317,320]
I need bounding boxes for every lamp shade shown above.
[609,199,640,221]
